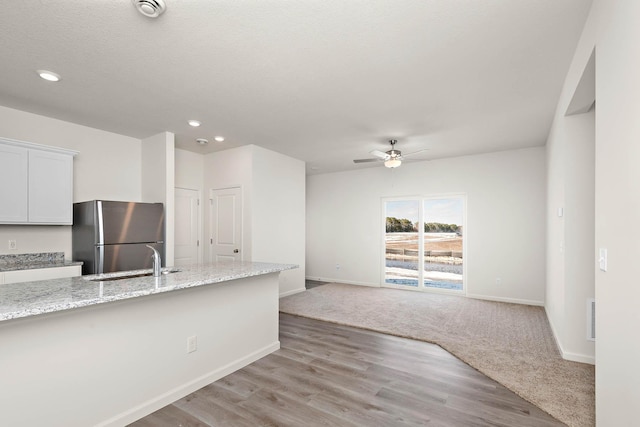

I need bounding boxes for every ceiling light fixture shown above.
[384,158,402,168]
[132,0,166,18]
[196,138,208,145]
[188,120,201,127]
[214,136,225,142]
[37,70,61,82]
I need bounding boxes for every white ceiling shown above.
[0,0,591,174]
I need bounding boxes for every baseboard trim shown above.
[545,306,564,356]
[544,307,595,365]
[306,276,380,287]
[563,351,595,365]
[307,280,544,306]
[279,287,306,298]
[467,293,544,306]
[98,341,280,427]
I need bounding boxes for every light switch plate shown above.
[598,248,607,272]
[187,336,197,353]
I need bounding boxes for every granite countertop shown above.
[0,252,83,272]
[0,261,297,322]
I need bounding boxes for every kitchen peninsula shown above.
[0,261,296,427]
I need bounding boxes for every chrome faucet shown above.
[146,245,162,277]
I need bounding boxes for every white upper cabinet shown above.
[0,143,28,222]
[0,137,78,225]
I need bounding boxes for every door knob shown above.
[233,249,239,253]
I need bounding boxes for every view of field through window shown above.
[385,197,463,290]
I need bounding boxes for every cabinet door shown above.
[0,144,28,223]
[3,266,82,284]
[28,149,74,224]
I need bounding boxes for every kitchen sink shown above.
[86,268,181,282]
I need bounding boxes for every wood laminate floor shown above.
[130,314,565,426]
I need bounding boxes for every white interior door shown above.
[174,188,200,266]
[210,187,242,262]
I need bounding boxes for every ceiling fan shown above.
[353,139,428,168]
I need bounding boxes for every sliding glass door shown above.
[384,200,420,287]
[422,198,464,291]
[384,196,465,293]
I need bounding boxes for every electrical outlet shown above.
[336,264,340,270]
[187,336,197,353]
[8,240,16,250]
[496,277,501,285]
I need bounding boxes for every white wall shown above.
[203,145,254,263]
[545,113,566,347]
[545,109,596,365]
[0,105,141,258]
[592,0,640,423]
[307,147,547,305]
[203,145,306,296]
[252,146,306,297]
[141,132,176,266]
[548,0,640,423]
[565,111,596,362]
[544,1,599,366]
[175,148,204,190]
[545,9,597,366]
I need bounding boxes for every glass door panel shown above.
[384,200,420,287]
[422,198,464,290]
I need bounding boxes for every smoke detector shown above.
[132,0,166,18]
[196,138,209,145]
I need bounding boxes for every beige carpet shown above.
[280,283,595,427]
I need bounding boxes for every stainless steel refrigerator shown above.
[72,200,164,275]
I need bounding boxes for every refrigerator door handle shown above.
[96,246,104,274]
[97,200,105,245]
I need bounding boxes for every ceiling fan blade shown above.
[370,150,389,159]
[353,158,383,163]
[401,149,430,158]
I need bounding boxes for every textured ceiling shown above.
[0,0,591,174]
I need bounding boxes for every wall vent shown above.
[587,298,596,341]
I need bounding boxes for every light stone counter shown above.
[1,260,292,426]
[0,261,297,322]
[0,251,83,272]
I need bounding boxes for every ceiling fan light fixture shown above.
[384,158,402,168]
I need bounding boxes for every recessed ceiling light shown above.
[132,0,166,18]
[37,70,61,82]
[214,136,225,142]
[188,120,201,127]
[196,138,209,145]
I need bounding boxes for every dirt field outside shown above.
[385,232,463,265]
[386,232,462,252]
